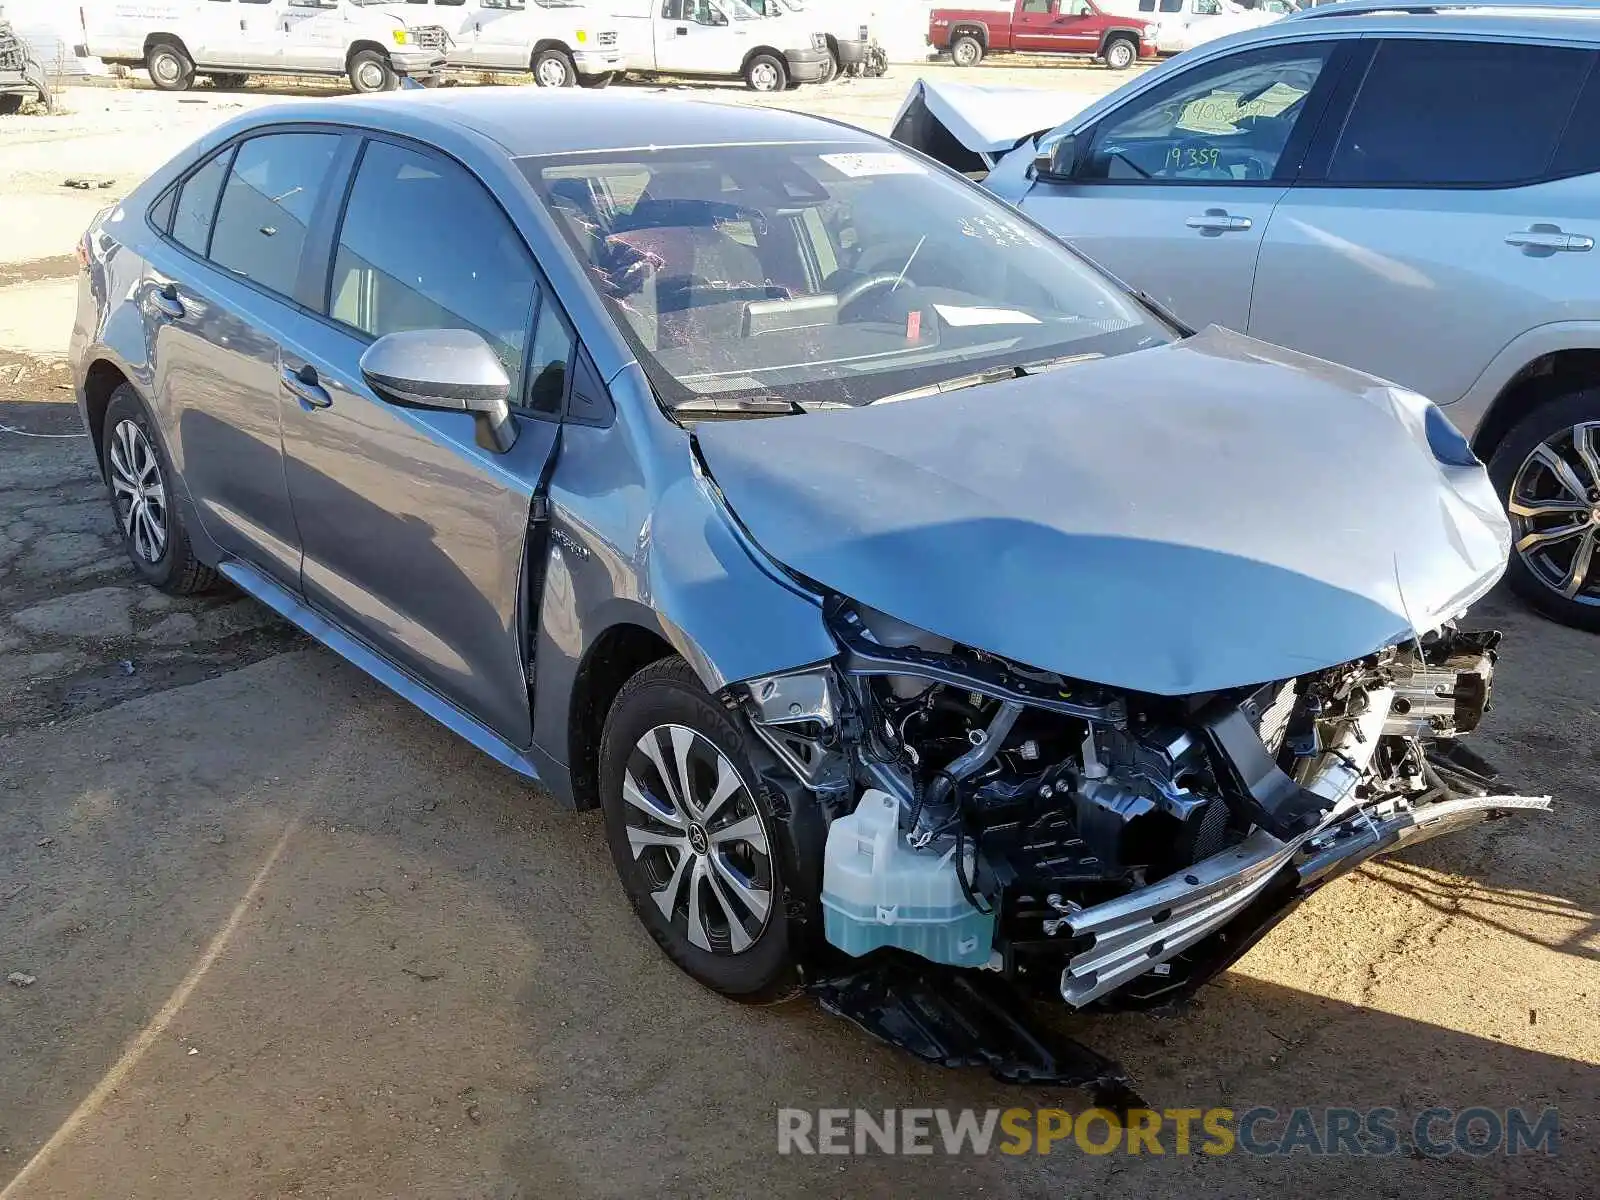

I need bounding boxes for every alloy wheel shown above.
[152,53,180,85]
[1508,421,1600,605]
[108,418,168,564]
[356,60,386,91]
[536,57,569,87]
[621,724,774,955]
[953,40,978,67]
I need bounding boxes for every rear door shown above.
[1251,37,1600,405]
[224,0,282,67]
[147,128,348,588]
[470,0,530,69]
[1013,0,1059,52]
[276,135,567,746]
[278,0,347,72]
[1020,38,1348,331]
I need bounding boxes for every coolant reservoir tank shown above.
[821,789,996,968]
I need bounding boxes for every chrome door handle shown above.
[282,364,332,410]
[1186,210,1253,234]
[1506,227,1593,254]
[149,283,185,320]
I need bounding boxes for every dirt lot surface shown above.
[0,68,1595,1200]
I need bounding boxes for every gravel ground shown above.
[0,68,1595,1200]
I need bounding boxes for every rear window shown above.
[171,150,232,256]
[1327,40,1592,187]
[209,132,342,299]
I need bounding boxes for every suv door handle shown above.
[282,363,333,410]
[1506,227,1594,254]
[148,282,185,320]
[1186,210,1253,235]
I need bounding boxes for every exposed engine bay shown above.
[738,598,1550,1010]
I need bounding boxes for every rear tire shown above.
[950,34,984,68]
[347,49,395,94]
[532,47,577,88]
[598,657,821,1003]
[819,52,838,84]
[146,41,194,92]
[0,95,22,116]
[1104,35,1137,70]
[1488,389,1600,631]
[100,385,218,596]
[743,52,787,93]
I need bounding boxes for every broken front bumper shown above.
[1055,790,1552,1008]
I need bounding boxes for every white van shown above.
[373,1,627,87]
[1104,0,1278,55]
[611,0,828,92]
[81,0,449,93]
[744,0,881,80]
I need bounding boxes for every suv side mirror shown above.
[360,328,519,454]
[1033,134,1078,183]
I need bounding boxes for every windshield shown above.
[523,143,1169,414]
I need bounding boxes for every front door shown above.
[469,0,530,69]
[279,0,348,72]
[656,0,742,74]
[278,137,569,745]
[1021,39,1345,332]
[152,130,346,589]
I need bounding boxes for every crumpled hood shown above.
[694,328,1511,696]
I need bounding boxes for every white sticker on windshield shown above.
[819,152,926,178]
[932,305,1043,328]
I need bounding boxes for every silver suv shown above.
[921,0,1600,629]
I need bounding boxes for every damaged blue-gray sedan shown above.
[70,90,1548,1020]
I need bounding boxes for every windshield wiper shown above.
[674,396,807,418]
[867,353,1100,406]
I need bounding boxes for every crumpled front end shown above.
[728,602,1549,1011]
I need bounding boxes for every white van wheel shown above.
[348,49,396,94]
[533,48,577,88]
[146,41,194,92]
[744,53,787,93]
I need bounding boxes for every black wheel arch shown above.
[950,23,989,50]
[1098,27,1145,55]
[1471,349,1600,463]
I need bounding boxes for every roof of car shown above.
[249,87,883,159]
[1278,2,1600,43]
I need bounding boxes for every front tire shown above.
[100,385,217,596]
[599,658,814,1002]
[743,52,787,93]
[1489,389,1600,631]
[146,41,194,92]
[532,47,577,88]
[347,49,395,94]
[1104,36,1137,70]
[950,34,984,68]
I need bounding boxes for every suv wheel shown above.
[598,658,819,1002]
[146,41,194,92]
[1104,35,1137,70]
[347,49,396,94]
[1489,389,1600,630]
[532,47,577,88]
[100,385,218,595]
[950,34,984,68]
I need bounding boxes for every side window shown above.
[1082,43,1334,183]
[662,0,685,18]
[1553,60,1600,177]
[1021,0,1053,14]
[1327,40,1592,187]
[1159,0,1182,13]
[329,140,537,398]
[1138,0,1156,11]
[171,149,232,255]
[526,302,576,415]
[209,133,341,298]
[150,187,176,235]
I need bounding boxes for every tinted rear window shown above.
[209,133,342,299]
[1327,40,1592,186]
[1553,59,1600,177]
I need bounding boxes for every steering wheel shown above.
[837,272,909,318]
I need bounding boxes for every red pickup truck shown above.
[929,0,1157,70]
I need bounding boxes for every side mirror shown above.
[1032,133,1078,184]
[360,328,519,454]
